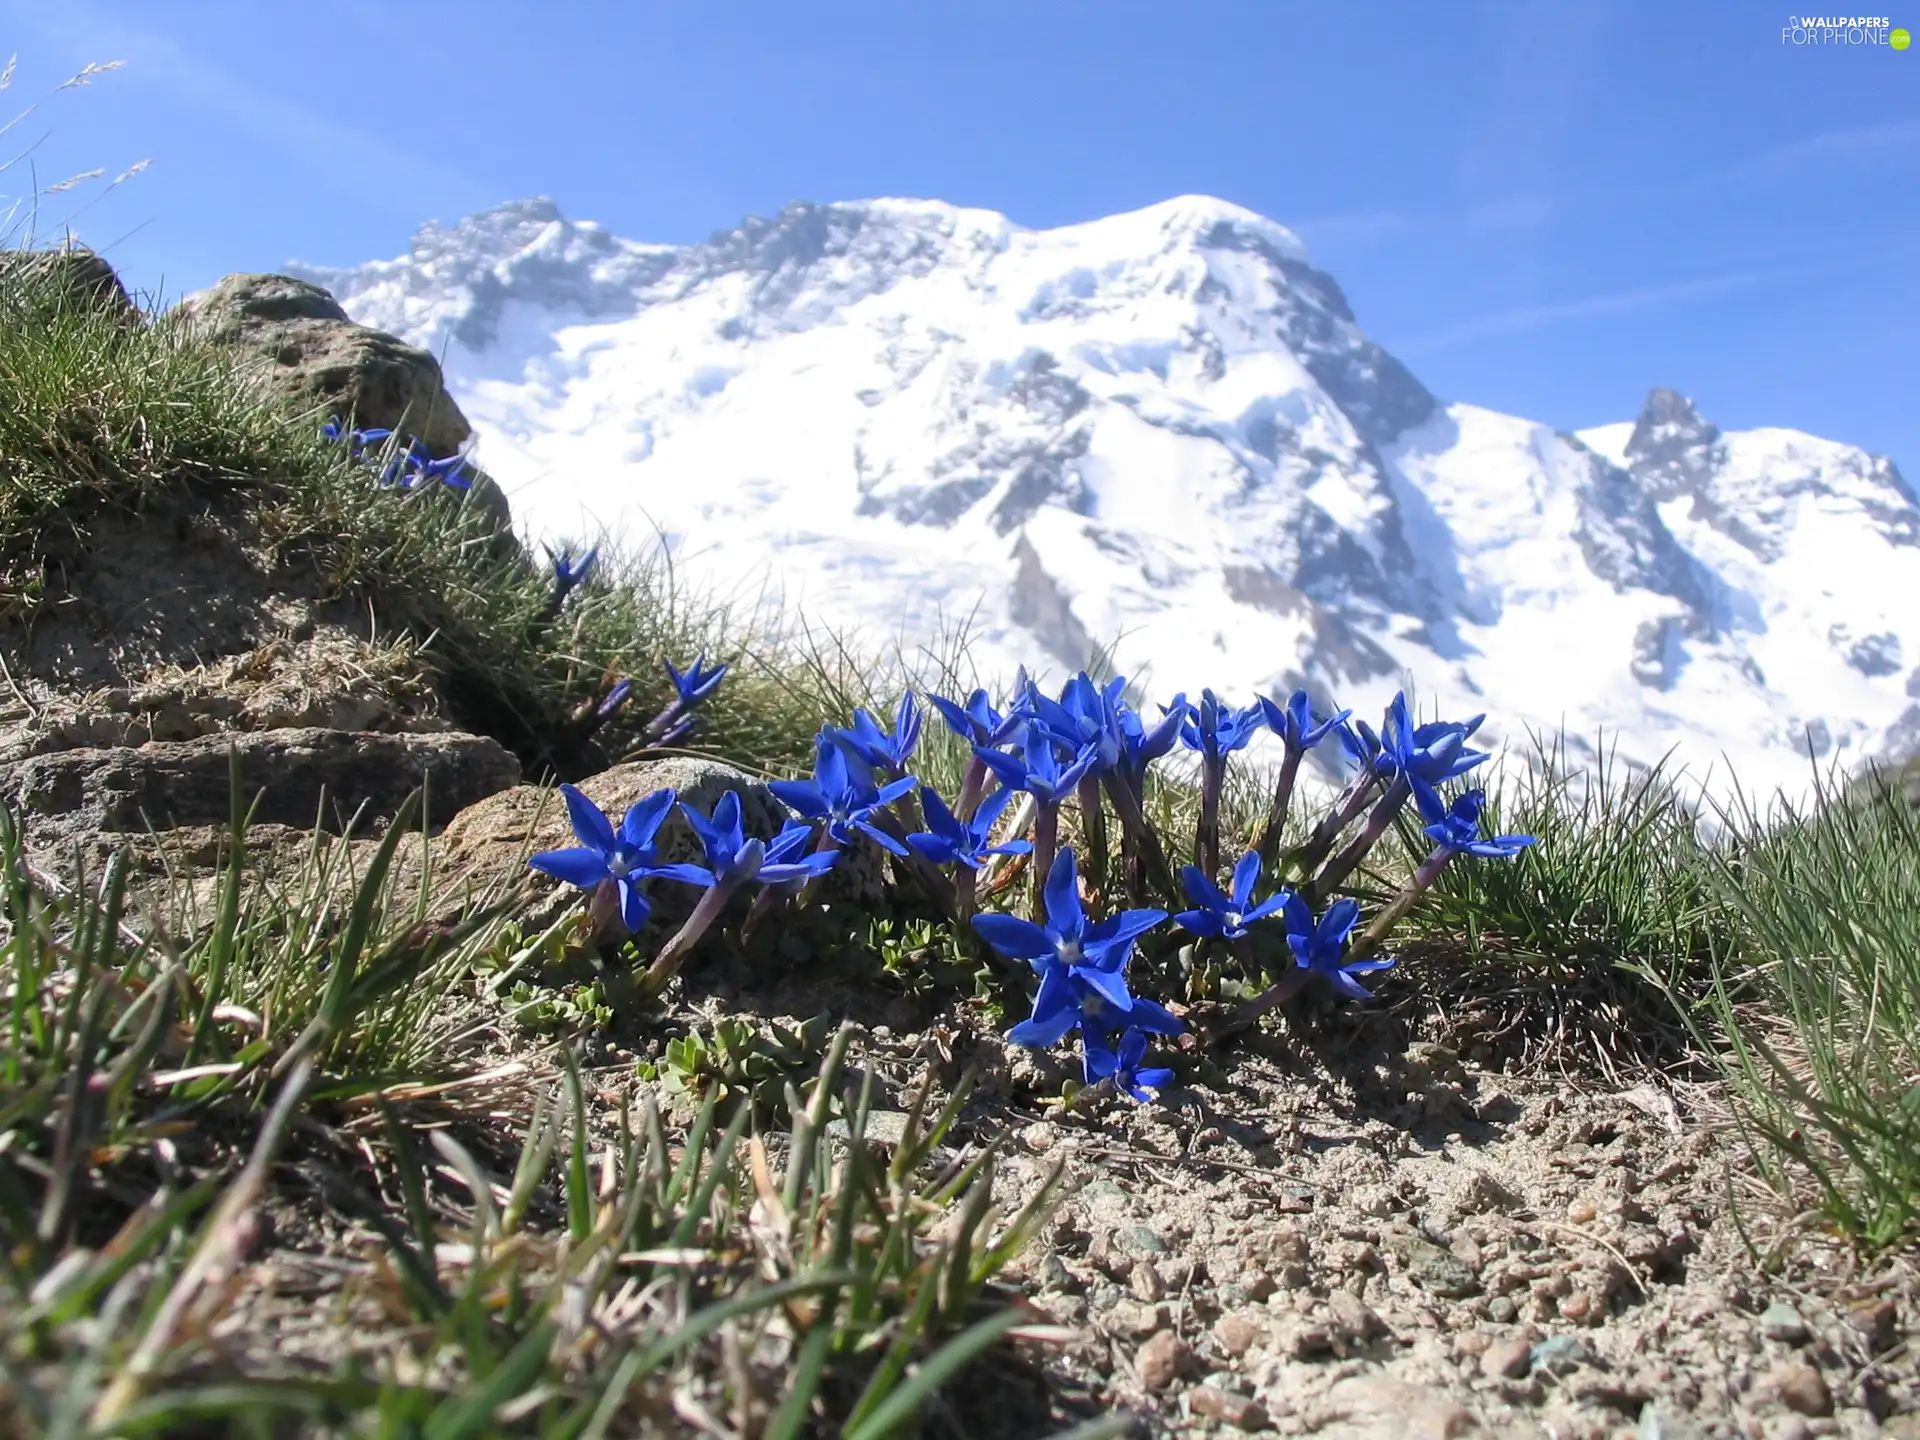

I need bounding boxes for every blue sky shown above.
[5,0,1915,471]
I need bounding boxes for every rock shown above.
[1759,1300,1810,1345]
[1767,1360,1832,1417]
[1,727,518,841]
[1316,1377,1478,1439]
[1214,1311,1263,1357]
[1482,1336,1533,1379]
[1529,1334,1595,1374]
[1565,1198,1597,1224]
[1486,1295,1518,1323]
[1115,1225,1169,1257]
[1111,1301,1169,1337]
[1395,1232,1481,1298]
[1326,1289,1388,1348]
[176,274,470,456]
[1190,1383,1268,1430]
[0,245,136,318]
[1135,1328,1186,1390]
[1129,1260,1166,1303]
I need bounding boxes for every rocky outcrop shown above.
[2,727,520,845]
[176,273,472,455]
[0,245,136,318]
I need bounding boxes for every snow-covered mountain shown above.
[289,195,1920,800]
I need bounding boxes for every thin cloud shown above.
[0,0,484,214]
[1389,269,1774,354]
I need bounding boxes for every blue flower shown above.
[768,736,916,855]
[906,784,1032,869]
[666,653,727,707]
[927,687,1027,748]
[528,785,708,932]
[1416,787,1537,859]
[830,692,921,776]
[1281,893,1394,1001]
[413,452,474,489]
[596,678,633,721]
[1178,689,1265,763]
[1114,692,1185,790]
[1027,673,1127,774]
[1083,1027,1176,1102]
[1176,851,1290,940]
[1257,689,1349,754]
[971,849,1177,1047]
[676,791,839,889]
[544,543,599,605]
[975,734,1098,807]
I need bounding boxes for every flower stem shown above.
[637,879,742,999]
[1345,845,1454,966]
[1214,964,1311,1043]
[1077,772,1109,901]
[1287,770,1382,882]
[1304,776,1410,904]
[1196,757,1223,881]
[1103,769,1177,902]
[1254,747,1304,871]
[954,754,990,822]
[1029,802,1060,923]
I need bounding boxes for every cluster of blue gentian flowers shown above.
[529,668,1537,1104]
[321,417,475,490]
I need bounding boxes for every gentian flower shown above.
[636,791,838,999]
[1306,693,1492,901]
[597,678,633,720]
[927,687,1027,749]
[1179,689,1266,880]
[830,692,921,778]
[977,735,1100,917]
[413,452,474,489]
[541,543,599,619]
[1101,691,1185,901]
[971,848,1177,1047]
[638,653,728,747]
[769,736,916,856]
[1082,1027,1175,1103]
[666,654,727,707]
[927,685,1031,819]
[1281,893,1394,1000]
[906,784,1030,870]
[1253,688,1351,867]
[1419,787,1536,859]
[1176,851,1290,940]
[975,735,1098,807]
[528,785,708,933]
[1340,786,1537,969]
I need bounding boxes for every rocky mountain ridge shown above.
[292,195,1919,800]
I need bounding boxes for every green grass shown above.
[0,786,1113,1437]
[0,256,872,783]
[1690,772,1920,1253]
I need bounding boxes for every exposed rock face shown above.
[1,727,520,846]
[176,273,473,456]
[0,245,136,318]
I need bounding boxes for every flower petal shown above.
[1042,849,1085,942]
[618,788,678,848]
[528,847,611,890]
[970,912,1056,962]
[1228,850,1264,909]
[617,878,651,933]
[560,784,617,853]
[1077,964,1135,1013]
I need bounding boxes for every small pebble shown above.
[1021,1121,1057,1153]
[1136,1328,1187,1390]
[1215,1311,1262,1357]
[1481,1336,1533,1380]
[1129,1259,1166,1303]
[1189,1384,1269,1430]
[1566,1198,1597,1224]
[1117,1224,1169,1256]
[1487,1295,1519,1323]
[1559,1290,1593,1322]
[1760,1300,1810,1345]
[1769,1360,1833,1418]
[1530,1334,1594,1374]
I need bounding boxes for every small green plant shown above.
[641,1013,834,1118]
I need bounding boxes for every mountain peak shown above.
[1623,385,1726,501]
